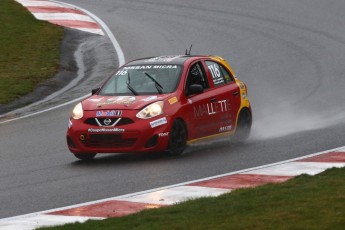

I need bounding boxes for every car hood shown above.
[82,95,171,111]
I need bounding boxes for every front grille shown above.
[82,134,136,148]
[85,118,134,126]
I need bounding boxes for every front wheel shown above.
[232,108,252,143]
[168,119,187,156]
[73,153,96,160]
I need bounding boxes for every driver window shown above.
[186,62,209,91]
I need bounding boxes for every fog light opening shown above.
[145,135,158,148]
[67,136,76,148]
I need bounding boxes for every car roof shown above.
[126,55,208,66]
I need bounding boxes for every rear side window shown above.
[205,61,234,86]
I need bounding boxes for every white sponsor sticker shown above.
[144,56,182,63]
[88,128,125,132]
[158,132,169,137]
[150,117,167,128]
[142,96,158,102]
[219,125,232,132]
[89,97,104,102]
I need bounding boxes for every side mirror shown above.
[91,88,100,95]
[188,84,203,95]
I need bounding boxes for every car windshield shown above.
[99,64,183,95]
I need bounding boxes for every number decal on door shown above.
[206,62,225,85]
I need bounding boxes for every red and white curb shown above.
[15,0,104,35]
[1,148,344,229]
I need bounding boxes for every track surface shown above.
[1,0,345,218]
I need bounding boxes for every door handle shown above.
[210,97,217,102]
[233,91,239,96]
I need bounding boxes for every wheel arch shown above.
[235,106,252,131]
[171,116,189,139]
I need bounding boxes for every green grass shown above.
[0,0,63,104]
[41,167,345,230]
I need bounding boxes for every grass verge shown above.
[0,0,63,104]
[41,167,345,230]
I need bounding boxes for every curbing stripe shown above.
[0,214,102,230]
[297,151,345,162]
[188,174,293,189]
[33,13,96,22]
[49,200,165,218]
[47,20,100,29]
[115,186,230,205]
[27,6,86,15]
[16,0,61,7]
[15,0,104,35]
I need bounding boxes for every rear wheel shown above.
[168,119,187,156]
[73,153,96,160]
[233,108,252,143]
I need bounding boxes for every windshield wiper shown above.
[144,72,164,94]
[126,72,138,95]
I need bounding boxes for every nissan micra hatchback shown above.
[67,55,252,160]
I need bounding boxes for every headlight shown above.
[72,102,84,120]
[136,101,164,119]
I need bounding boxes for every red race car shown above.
[67,55,252,160]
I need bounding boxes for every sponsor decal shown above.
[150,117,167,128]
[193,100,231,117]
[158,132,169,137]
[152,65,178,69]
[219,125,232,132]
[142,96,158,102]
[109,96,136,104]
[168,97,178,105]
[88,128,125,133]
[115,70,128,75]
[144,56,182,63]
[96,110,122,117]
[123,65,178,69]
[89,97,104,102]
[123,66,153,70]
[97,96,136,107]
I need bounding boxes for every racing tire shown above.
[168,119,187,156]
[232,108,252,143]
[73,153,96,160]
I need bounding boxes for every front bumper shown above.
[66,112,171,154]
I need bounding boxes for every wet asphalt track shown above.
[1,0,345,218]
